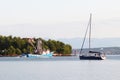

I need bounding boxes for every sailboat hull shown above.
[79,56,106,60]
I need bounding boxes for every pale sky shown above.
[0,0,120,39]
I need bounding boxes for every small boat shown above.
[20,39,53,58]
[79,14,106,60]
[22,52,53,58]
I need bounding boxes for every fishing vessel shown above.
[79,14,106,60]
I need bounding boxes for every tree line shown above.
[0,35,72,56]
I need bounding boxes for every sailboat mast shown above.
[89,13,92,51]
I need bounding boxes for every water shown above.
[0,55,120,80]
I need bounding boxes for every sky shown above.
[0,0,120,39]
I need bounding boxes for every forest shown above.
[0,35,72,56]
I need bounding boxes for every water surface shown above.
[0,55,120,80]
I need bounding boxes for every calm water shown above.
[0,55,120,80]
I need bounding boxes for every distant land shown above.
[72,47,120,55]
[59,38,120,49]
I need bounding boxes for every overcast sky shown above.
[0,0,120,39]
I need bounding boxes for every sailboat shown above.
[79,14,106,60]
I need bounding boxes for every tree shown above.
[16,48,22,55]
[7,46,16,56]
[47,40,56,51]
[22,48,27,53]
[0,35,72,56]
[27,46,34,53]
[63,44,72,55]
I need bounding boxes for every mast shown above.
[79,13,92,55]
[89,13,92,51]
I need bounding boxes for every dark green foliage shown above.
[0,35,72,56]
[16,48,22,55]
[63,44,72,55]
